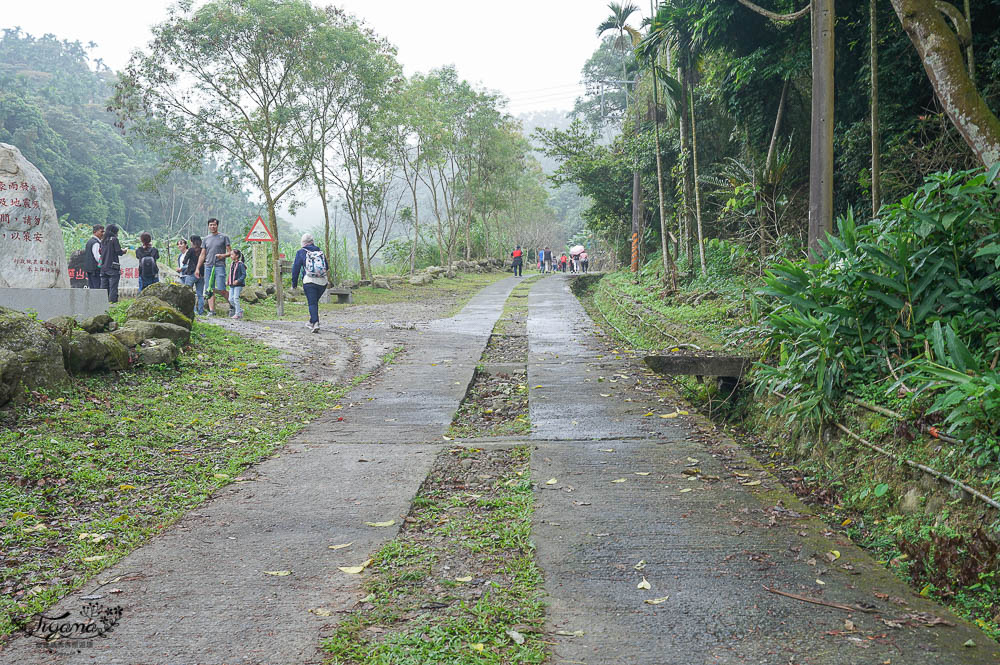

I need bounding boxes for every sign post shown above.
[245,215,275,286]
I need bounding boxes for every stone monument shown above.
[0,143,69,288]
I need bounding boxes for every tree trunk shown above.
[808,0,836,258]
[264,191,284,318]
[678,65,694,267]
[890,0,1000,166]
[651,55,677,291]
[765,79,789,178]
[871,0,881,216]
[689,83,706,275]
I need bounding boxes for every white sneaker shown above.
[312,323,320,334]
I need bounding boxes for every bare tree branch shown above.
[736,0,811,22]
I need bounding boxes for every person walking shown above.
[99,224,126,303]
[511,245,523,277]
[292,233,328,333]
[83,225,104,289]
[182,235,206,315]
[581,250,589,273]
[227,249,246,320]
[135,232,160,292]
[538,248,544,272]
[559,253,568,273]
[196,218,232,317]
[543,247,553,273]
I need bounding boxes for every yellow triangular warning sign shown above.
[245,215,275,242]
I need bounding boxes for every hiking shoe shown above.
[312,323,320,334]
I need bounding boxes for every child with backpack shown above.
[227,248,247,320]
[135,232,160,292]
[291,233,328,333]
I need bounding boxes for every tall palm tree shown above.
[640,1,708,275]
[598,3,644,273]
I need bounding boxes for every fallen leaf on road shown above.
[634,560,646,570]
[366,520,396,527]
[546,478,558,485]
[455,576,473,582]
[533,385,543,389]
[679,488,693,493]
[660,413,678,419]
[643,412,654,417]
[827,550,841,562]
[637,577,651,590]
[264,570,292,576]
[310,608,333,617]
[635,472,650,476]
[816,579,826,585]
[555,630,585,637]
[328,542,353,550]
[645,596,669,605]
[599,448,615,452]
[600,393,611,398]
[844,619,855,631]
[338,559,373,575]
[442,436,452,441]
[611,478,626,483]
[742,480,762,486]
[963,639,976,648]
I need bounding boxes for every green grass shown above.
[322,447,546,664]
[240,272,510,321]
[0,321,352,638]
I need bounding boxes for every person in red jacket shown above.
[559,253,568,272]
[511,245,523,277]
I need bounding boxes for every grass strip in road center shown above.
[322,446,546,664]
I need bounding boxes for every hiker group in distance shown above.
[80,219,331,332]
[509,245,589,277]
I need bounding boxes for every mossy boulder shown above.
[126,297,192,330]
[112,319,190,348]
[67,330,130,373]
[408,273,433,286]
[78,314,112,334]
[139,281,196,320]
[0,307,68,406]
[135,338,180,365]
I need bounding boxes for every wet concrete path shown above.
[527,275,995,664]
[2,274,995,664]
[0,277,519,665]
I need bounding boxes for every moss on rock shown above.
[0,306,69,405]
[139,282,195,320]
[126,297,192,329]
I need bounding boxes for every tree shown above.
[112,0,330,316]
[890,0,1000,166]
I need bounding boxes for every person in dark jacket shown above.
[83,225,104,289]
[227,248,246,319]
[135,232,160,292]
[182,235,206,315]
[99,224,127,303]
[291,233,328,333]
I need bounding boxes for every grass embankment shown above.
[0,318,348,639]
[323,446,546,665]
[583,262,1000,641]
[243,271,510,321]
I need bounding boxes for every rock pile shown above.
[0,282,196,408]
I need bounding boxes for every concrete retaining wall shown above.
[0,287,109,320]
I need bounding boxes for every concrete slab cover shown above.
[0,143,69,288]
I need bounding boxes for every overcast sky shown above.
[9,0,652,115]
[8,0,652,229]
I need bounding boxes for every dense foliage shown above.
[756,167,1000,464]
[0,29,256,242]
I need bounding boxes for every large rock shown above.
[66,330,129,372]
[0,144,69,288]
[139,282,195,320]
[44,315,77,365]
[112,319,190,347]
[78,314,112,334]
[408,273,433,286]
[0,306,68,405]
[126,297,192,330]
[135,338,180,366]
[372,278,391,290]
